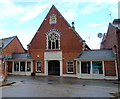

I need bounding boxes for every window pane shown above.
[14,62,19,71]
[52,42,55,49]
[48,41,51,49]
[81,62,90,74]
[20,62,25,72]
[36,62,41,72]
[92,61,103,74]
[67,62,73,73]
[27,62,31,71]
[56,40,58,49]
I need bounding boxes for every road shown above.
[1,75,119,98]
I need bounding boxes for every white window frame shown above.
[46,29,61,50]
[36,61,42,72]
[67,61,74,73]
[47,32,60,50]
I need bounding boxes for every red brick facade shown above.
[104,61,116,76]
[0,36,25,81]
[101,19,120,80]
[2,37,25,55]
[28,6,83,75]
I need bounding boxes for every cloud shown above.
[19,4,50,23]
[63,9,77,20]
[80,4,106,14]
[2,0,119,3]
[0,0,50,24]
[0,0,26,19]
[89,22,109,27]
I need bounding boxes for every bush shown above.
[31,72,35,76]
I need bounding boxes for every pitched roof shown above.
[77,49,116,60]
[10,53,33,60]
[29,5,90,48]
[0,36,16,49]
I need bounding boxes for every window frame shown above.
[92,61,103,74]
[67,61,74,73]
[36,61,42,72]
[46,29,61,50]
[14,61,19,72]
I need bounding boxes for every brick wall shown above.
[2,37,25,55]
[29,6,83,74]
[101,23,117,51]
[104,61,116,76]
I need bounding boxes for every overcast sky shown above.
[0,0,119,49]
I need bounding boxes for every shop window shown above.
[20,62,25,72]
[67,62,74,73]
[92,61,103,74]
[27,62,31,71]
[14,62,19,72]
[36,62,41,72]
[81,61,91,74]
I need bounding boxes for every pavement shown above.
[1,75,120,98]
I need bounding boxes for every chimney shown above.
[72,22,75,30]
[82,40,86,51]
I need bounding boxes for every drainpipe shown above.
[116,27,120,80]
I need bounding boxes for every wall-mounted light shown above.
[37,55,40,58]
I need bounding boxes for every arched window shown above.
[46,29,61,50]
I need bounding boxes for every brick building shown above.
[0,36,26,80]
[101,19,120,80]
[2,5,118,80]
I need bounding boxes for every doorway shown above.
[48,60,60,76]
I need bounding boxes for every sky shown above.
[0,0,119,50]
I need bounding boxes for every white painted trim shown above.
[61,74,77,77]
[9,72,28,75]
[90,61,93,77]
[79,61,81,78]
[44,60,48,75]
[12,61,14,72]
[75,59,116,61]
[115,60,118,79]
[66,61,74,73]
[102,61,105,79]
[31,61,33,72]
[105,76,118,80]
[19,61,20,72]
[60,60,63,76]
[44,51,62,60]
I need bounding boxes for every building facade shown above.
[101,19,120,80]
[1,5,118,80]
[0,36,26,80]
